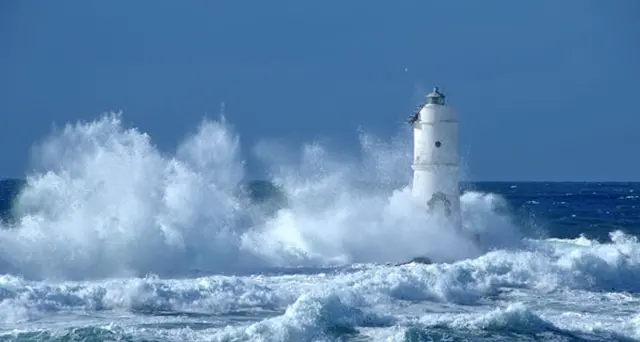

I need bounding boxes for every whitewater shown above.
[1,112,639,341]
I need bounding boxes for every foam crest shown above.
[393,304,579,341]
[553,231,640,292]
[211,289,394,342]
[456,303,557,333]
[0,274,291,325]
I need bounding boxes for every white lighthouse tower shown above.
[407,87,461,227]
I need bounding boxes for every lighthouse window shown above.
[435,141,442,148]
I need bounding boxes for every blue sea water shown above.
[0,114,639,341]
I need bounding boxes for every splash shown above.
[0,112,522,280]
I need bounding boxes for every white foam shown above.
[1,112,638,340]
[3,231,640,339]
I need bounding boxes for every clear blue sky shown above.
[1,1,638,181]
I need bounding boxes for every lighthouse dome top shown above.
[426,87,445,105]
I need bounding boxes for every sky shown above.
[1,0,639,181]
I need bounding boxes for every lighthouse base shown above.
[392,232,484,267]
[394,256,433,266]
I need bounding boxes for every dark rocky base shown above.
[394,256,433,266]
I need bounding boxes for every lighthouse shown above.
[407,87,461,227]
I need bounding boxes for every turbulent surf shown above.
[0,113,639,341]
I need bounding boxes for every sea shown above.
[0,113,639,341]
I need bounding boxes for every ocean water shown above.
[0,113,639,341]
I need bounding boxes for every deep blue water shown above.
[463,181,640,240]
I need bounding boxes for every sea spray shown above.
[0,112,521,280]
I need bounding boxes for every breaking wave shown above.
[2,229,640,340]
[0,112,523,280]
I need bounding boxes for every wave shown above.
[3,228,640,339]
[0,112,525,280]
